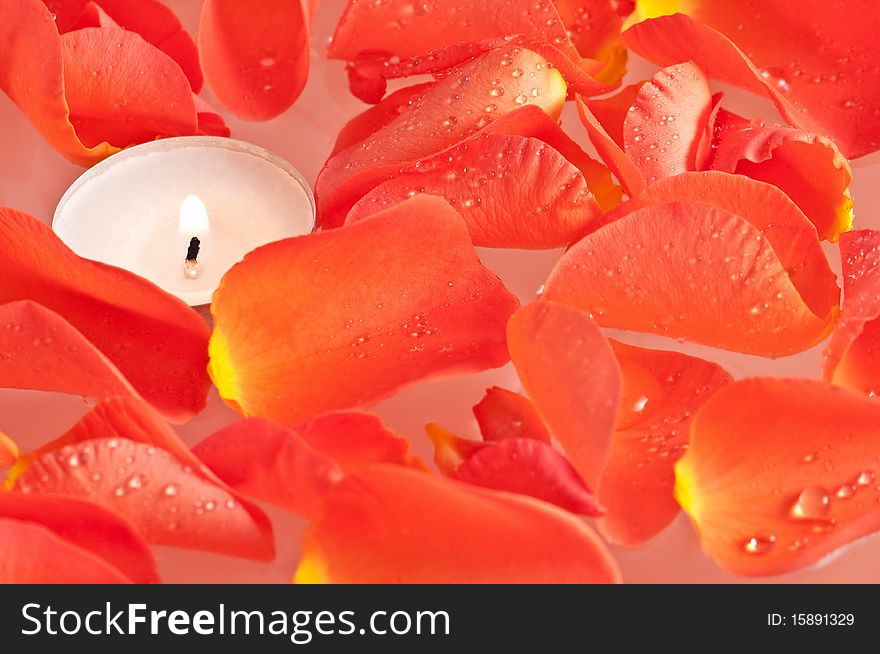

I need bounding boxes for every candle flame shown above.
[179,194,209,236]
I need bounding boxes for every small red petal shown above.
[295,465,620,583]
[473,386,552,443]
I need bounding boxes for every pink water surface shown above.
[1,0,880,583]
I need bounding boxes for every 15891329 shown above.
[767,613,855,627]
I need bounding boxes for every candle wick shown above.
[186,237,201,262]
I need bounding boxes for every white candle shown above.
[52,137,315,306]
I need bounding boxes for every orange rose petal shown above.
[585,82,643,147]
[194,413,424,517]
[199,0,309,120]
[49,0,203,91]
[507,300,621,490]
[424,423,487,475]
[710,109,853,241]
[694,91,724,170]
[598,341,733,547]
[544,172,839,356]
[0,492,158,583]
[0,518,131,583]
[316,47,568,225]
[677,378,880,576]
[623,10,880,158]
[823,230,880,394]
[0,207,211,422]
[473,386,552,444]
[329,0,622,102]
[345,133,606,249]
[295,465,620,583]
[11,397,275,560]
[194,94,232,137]
[454,438,603,516]
[576,95,646,198]
[623,62,713,182]
[209,195,519,425]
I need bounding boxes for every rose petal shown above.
[11,397,275,560]
[1,0,208,164]
[0,207,211,422]
[0,431,18,468]
[676,378,880,576]
[0,518,131,583]
[424,422,490,475]
[473,386,552,444]
[209,195,519,425]
[345,132,608,248]
[544,172,839,356]
[193,413,424,517]
[623,62,713,182]
[598,341,732,547]
[329,0,623,102]
[295,465,620,583]
[198,0,310,120]
[623,10,880,158]
[709,109,853,241]
[576,94,646,198]
[46,0,203,91]
[0,492,157,583]
[316,47,568,225]
[507,300,621,490]
[453,437,603,516]
[823,230,880,394]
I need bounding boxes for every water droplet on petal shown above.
[789,486,830,520]
[743,535,776,554]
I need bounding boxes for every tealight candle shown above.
[52,137,315,306]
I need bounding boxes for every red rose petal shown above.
[0,518,131,583]
[472,386,552,444]
[709,109,853,241]
[209,195,519,426]
[316,47,568,225]
[623,62,713,183]
[0,207,210,422]
[823,230,880,395]
[199,0,310,120]
[46,0,203,91]
[0,492,158,583]
[11,397,275,560]
[193,413,424,517]
[598,341,732,547]
[544,172,839,356]
[623,10,880,158]
[295,465,620,583]
[677,378,880,576]
[345,132,607,249]
[329,0,623,102]
[454,437,603,516]
[507,300,621,490]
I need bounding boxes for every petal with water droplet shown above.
[624,9,880,158]
[316,47,568,225]
[209,195,519,425]
[709,109,853,241]
[0,208,210,422]
[544,172,839,356]
[677,378,880,575]
[823,229,880,395]
[0,493,157,583]
[198,0,309,120]
[295,465,620,583]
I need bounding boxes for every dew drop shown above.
[163,483,179,497]
[514,94,528,105]
[856,470,875,486]
[742,535,776,554]
[789,486,830,520]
